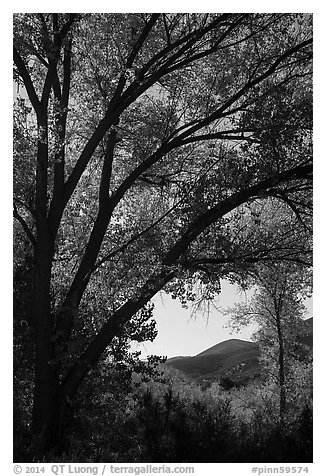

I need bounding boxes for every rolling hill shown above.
[167,338,260,387]
[167,318,313,388]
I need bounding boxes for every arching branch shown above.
[13,203,37,250]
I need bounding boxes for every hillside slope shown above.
[167,339,260,386]
[167,318,313,387]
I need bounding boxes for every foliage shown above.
[29,365,312,463]
[225,263,312,420]
[13,13,313,459]
[13,301,165,461]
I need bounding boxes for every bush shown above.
[39,364,312,463]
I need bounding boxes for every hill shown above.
[167,338,260,387]
[167,318,313,388]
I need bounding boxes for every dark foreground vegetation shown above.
[14,355,312,463]
[14,363,312,463]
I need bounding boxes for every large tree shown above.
[13,13,312,457]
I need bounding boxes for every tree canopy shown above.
[13,13,312,458]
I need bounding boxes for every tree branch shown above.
[13,47,41,115]
[271,190,312,232]
[168,38,312,145]
[126,14,160,68]
[179,129,258,146]
[41,14,79,107]
[137,14,231,78]
[60,267,176,398]
[58,163,312,401]
[48,38,72,236]
[163,163,313,266]
[13,204,37,250]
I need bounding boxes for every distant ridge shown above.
[167,319,313,387]
[167,338,260,386]
[196,338,258,357]
[166,355,191,363]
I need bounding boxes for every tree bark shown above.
[30,235,60,457]
[276,311,286,423]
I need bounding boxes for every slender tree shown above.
[225,263,312,423]
[13,13,312,457]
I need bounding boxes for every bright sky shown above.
[134,280,313,359]
[136,281,257,358]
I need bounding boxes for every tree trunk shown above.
[30,235,61,458]
[28,261,176,458]
[31,350,60,457]
[276,313,286,423]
